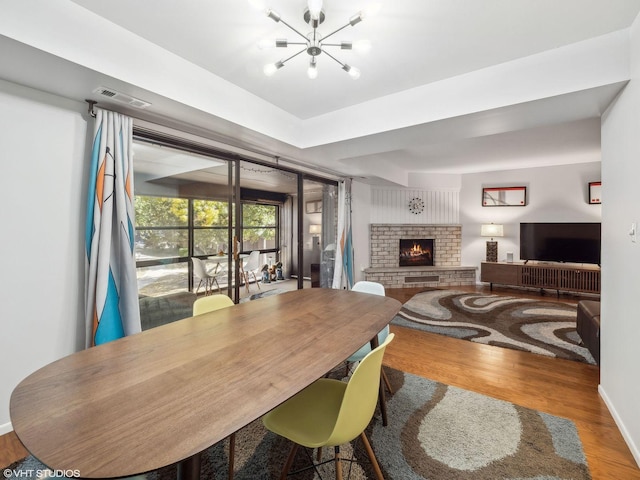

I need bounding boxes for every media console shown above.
[480,262,600,296]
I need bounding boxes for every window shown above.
[135,196,189,261]
[242,204,278,252]
[134,196,190,296]
[134,195,279,295]
[193,199,230,256]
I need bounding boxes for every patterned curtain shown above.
[332,179,354,289]
[85,108,141,347]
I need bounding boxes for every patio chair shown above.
[242,250,262,293]
[191,257,221,295]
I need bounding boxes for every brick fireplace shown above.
[364,224,476,288]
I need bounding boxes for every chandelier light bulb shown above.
[266,9,281,22]
[264,60,284,76]
[307,58,318,79]
[343,64,361,79]
[307,0,323,20]
[257,38,274,50]
[349,13,364,26]
[353,39,372,54]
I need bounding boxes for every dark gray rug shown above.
[7,368,590,479]
[392,289,596,365]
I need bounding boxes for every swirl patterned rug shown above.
[9,368,590,480]
[392,289,596,365]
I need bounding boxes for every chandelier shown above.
[256,0,380,79]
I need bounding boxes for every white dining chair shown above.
[242,250,262,293]
[191,257,221,295]
[345,281,394,422]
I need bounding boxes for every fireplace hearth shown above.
[366,224,474,288]
[399,239,434,267]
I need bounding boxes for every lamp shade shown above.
[309,224,321,234]
[481,224,504,237]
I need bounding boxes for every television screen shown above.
[520,223,601,265]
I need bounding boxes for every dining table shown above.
[207,253,249,290]
[205,253,248,276]
[10,288,402,479]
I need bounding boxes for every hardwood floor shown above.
[383,285,640,480]
[2,285,639,479]
[0,431,27,468]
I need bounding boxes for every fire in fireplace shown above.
[399,239,434,267]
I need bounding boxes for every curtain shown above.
[332,179,354,289]
[320,183,337,288]
[85,108,141,347]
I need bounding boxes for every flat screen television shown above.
[519,222,601,265]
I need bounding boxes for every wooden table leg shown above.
[177,452,201,480]
[370,336,388,426]
[378,379,388,426]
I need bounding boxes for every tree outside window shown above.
[134,196,280,295]
[193,199,230,256]
[242,204,277,251]
[135,196,188,260]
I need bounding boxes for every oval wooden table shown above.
[10,289,401,479]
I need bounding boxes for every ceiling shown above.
[2,1,640,186]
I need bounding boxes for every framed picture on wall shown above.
[305,200,322,214]
[482,186,527,207]
[589,181,601,204]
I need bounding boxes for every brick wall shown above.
[370,224,462,268]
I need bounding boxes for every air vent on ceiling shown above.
[93,87,151,109]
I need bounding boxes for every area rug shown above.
[392,289,596,365]
[238,287,286,303]
[7,368,590,480]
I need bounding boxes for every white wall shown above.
[370,188,460,225]
[599,14,640,466]
[460,162,602,275]
[351,176,462,281]
[0,80,88,433]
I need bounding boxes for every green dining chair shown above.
[262,334,394,480]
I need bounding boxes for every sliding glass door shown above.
[131,131,338,305]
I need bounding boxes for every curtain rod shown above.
[86,99,97,118]
[84,99,344,181]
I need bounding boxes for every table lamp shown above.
[481,223,504,262]
[310,224,321,249]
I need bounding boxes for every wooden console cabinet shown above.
[481,262,600,295]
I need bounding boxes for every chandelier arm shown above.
[321,49,346,68]
[278,17,310,42]
[321,21,352,42]
[282,47,307,64]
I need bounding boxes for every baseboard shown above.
[0,421,13,436]
[599,384,640,468]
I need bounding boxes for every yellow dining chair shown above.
[262,334,394,480]
[191,294,236,479]
[192,293,234,316]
